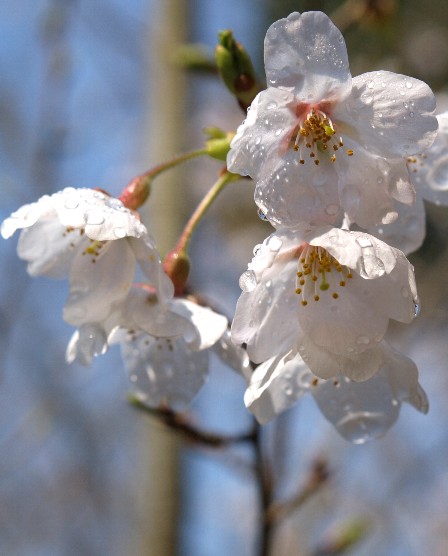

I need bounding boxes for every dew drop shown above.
[405,81,413,89]
[267,235,283,251]
[356,237,372,248]
[367,80,375,89]
[253,244,263,256]
[239,270,257,292]
[266,101,277,110]
[414,302,421,317]
[337,411,389,444]
[274,129,281,137]
[255,137,261,146]
[64,196,79,209]
[85,209,105,225]
[409,112,415,118]
[265,280,272,288]
[284,385,293,396]
[257,208,269,221]
[114,227,126,239]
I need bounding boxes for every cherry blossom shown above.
[2,187,172,338]
[227,11,437,229]
[368,112,448,254]
[106,290,229,410]
[243,342,428,443]
[232,227,418,381]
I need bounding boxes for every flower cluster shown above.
[3,10,447,443]
[1,187,235,409]
[226,11,444,441]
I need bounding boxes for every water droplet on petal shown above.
[239,270,257,292]
[337,411,390,444]
[367,80,375,89]
[283,384,293,396]
[255,137,261,146]
[409,112,414,118]
[405,80,413,89]
[266,101,277,110]
[64,196,79,209]
[257,208,269,221]
[253,244,263,256]
[267,235,282,251]
[114,227,126,238]
[414,302,421,317]
[356,237,372,248]
[85,209,105,225]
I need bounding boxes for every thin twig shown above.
[265,458,330,525]
[128,394,256,447]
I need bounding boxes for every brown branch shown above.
[128,394,256,448]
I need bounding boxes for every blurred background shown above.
[2,1,448,554]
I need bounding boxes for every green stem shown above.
[142,148,208,181]
[176,170,238,254]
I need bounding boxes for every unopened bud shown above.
[163,248,190,297]
[205,131,235,161]
[215,30,259,111]
[119,175,151,211]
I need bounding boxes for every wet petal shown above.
[367,196,426,255]
[17,216,85,278]
[227,88,297,179]
[244,351,313,424]
[120,332,209,411]
[64,239,135,326]
[335,71,437,158]
[254,150,341,229]
[264,11,351,102]
[169,298,228,351]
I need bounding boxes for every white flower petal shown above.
[244,351,312,424]
[65,324,108,366]
[212,329,252,379]
[170,298,228,351]
[335,71,437,158]
[264,11,351,102]
[367,196,426,255]
[1,194,53,239]
[227,88,297,179]
[121,333,209,410]
[118,287,189,338]
[312,341,428,443]
[17,216,85,278]
[53,188,146,241]
[232,235,301,363]
[339,145,413,228]
[298,276,389,356]
[128,236,174,302]
[409,112,448,205]
[254,150,341,229]
[312,371,401,443]
[64,239,135,326]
